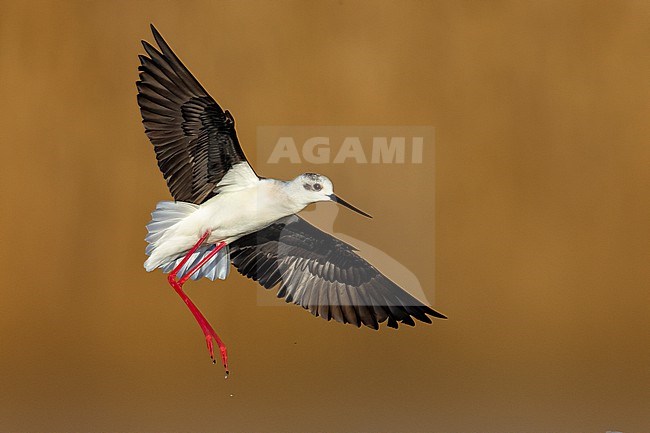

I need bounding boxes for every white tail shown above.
[144,201,230,281]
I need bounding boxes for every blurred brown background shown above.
[0,1,648,432]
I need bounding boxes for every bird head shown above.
[288,173,372,218]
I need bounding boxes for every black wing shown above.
[137,24,251,204]
[230,216,447,329]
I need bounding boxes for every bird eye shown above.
[313,183,322,191]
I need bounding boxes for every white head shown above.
[287,173,372,218]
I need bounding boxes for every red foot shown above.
[207,334,229,377]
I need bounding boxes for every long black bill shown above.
[329,194,373,218]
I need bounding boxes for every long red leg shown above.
[167,232,229,376]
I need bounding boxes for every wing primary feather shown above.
[149,25,207,96]
[329,284,346,324]
[316,279,331,321]
[138,25,250,204]
[228,216,447,329]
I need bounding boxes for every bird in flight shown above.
[137,24,446,376]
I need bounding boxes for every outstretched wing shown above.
[229,216,447,329]
[137,24,252,204]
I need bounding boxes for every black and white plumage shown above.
[231,215,446,329]
[137,25,249,204]
[138,24,446,331]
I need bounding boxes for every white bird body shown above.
[144,163,331,275]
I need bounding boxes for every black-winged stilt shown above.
[137,25,446,376]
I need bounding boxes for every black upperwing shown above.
[137,24,251,204]
[230,215,447,329]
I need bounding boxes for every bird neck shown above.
[276,179,312,215]
[259,179,308,217]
